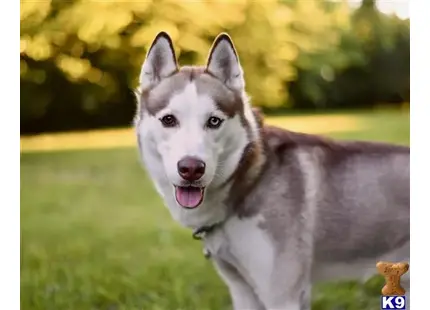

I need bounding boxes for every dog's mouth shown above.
[174,185,205,209]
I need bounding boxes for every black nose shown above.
[177,156,206,181]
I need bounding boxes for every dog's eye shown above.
[206,116,224,129]
[160,114,178,128]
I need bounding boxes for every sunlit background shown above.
[20,1,409,309]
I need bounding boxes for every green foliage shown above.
[20,0,410,133]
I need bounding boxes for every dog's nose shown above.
[177,156,206,181]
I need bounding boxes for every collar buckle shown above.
[192,223,219,240]
[192,229,206,240]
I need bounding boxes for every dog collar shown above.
[192,223,220,259]
[192,222,223,259]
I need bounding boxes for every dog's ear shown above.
[206,33,244,91]
[139,32,178,89]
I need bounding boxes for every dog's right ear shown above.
[139,32,178,89]
[206,33,244,91]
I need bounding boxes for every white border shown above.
[410,0,428,308]
[1,0,20,309]
[14,1,419,310]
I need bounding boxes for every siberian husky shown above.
[134,32,410,310]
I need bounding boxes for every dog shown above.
[134,32,410,310]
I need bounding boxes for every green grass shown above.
[21,110,409,310]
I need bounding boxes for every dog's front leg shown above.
[258,254,312,310]
[213,258,265,310]
[261,281,311,310]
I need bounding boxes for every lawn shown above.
[20,110,409,310]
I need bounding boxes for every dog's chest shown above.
[203,215,276,290]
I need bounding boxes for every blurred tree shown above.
[284,0,367,109]
[20,0,410,134]
[288,0,409,110]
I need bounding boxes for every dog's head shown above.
[136,32,260,210]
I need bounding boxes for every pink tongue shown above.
[175,187,203,208]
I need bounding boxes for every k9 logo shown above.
[381,296,406,310]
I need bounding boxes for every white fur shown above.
[207,215,307,310]
[207,215,277,309]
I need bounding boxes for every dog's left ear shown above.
[206,33,244,91]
